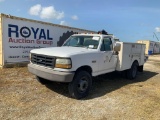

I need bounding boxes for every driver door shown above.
[99,37,117,74]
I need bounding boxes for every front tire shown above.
[68,71,92,99]
[127,62,138,80]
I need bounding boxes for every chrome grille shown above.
[31,53,55,68]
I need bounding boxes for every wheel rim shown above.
[132,65,137,77]
[78,76,89,93]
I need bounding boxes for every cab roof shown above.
[72,33,113,38]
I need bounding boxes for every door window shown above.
[100,37,113,51]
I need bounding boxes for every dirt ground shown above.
[0,55,160,120]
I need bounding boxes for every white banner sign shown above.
[2,17,90,63]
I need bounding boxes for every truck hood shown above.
[30,46,97,57]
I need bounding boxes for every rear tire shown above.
[138,65,143,72]
[127,62,138,80]
[68,71,92,99]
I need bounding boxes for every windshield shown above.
[63,36,100,49]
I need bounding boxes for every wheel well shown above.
[133,60,144,72]
[76,66,92,75]
[133,60,139,66]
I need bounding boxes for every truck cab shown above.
[61,34,118,76]
[28,33,145,99]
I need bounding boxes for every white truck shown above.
[28,33,146,99]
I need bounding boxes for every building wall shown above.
[0,14,3,67]
[137,40,160,54]
[151,41,160,53]
[137,40,150,54]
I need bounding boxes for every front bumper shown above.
[28,63,74,82]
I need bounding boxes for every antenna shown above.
[153,32,159,41]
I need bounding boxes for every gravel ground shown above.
[0,55,160,120]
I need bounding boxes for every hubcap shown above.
[78,77,88,93]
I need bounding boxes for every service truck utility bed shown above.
[116,42,145,71]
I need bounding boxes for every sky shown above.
[0,0,160,42]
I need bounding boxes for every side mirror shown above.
[114,43,121,51]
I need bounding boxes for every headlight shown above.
[55,58,72,69]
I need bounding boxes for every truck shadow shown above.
[87,70,158,99]
[45,70,158,100]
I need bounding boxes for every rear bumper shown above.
[28,63,74,82]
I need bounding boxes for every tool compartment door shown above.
[116,42,132,71]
